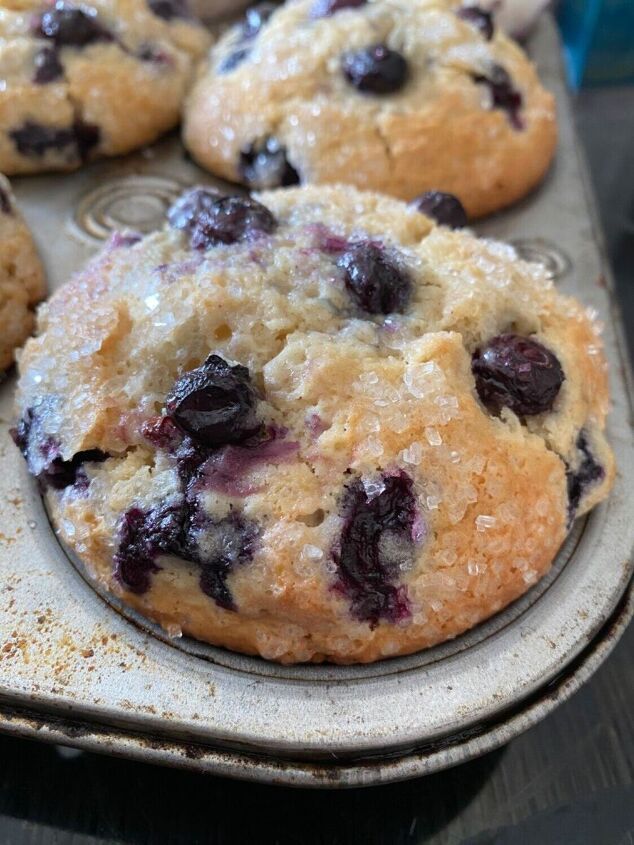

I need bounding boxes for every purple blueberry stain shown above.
[166,191,276,249]
[566,430,605,524]
[410,191,468,229]
[166,354,262,448]
[473,64,524,129]
[34,3,113,47]
[311,0,366,18]
[457,5,494,40]
[33,46,64,83]
[337,242,411,315]
[239,137,300,189]
[10,120,99,161]
[195,432,299,497]
[332,471,421,627]
[342,44,409,95]
[472,334,565,416]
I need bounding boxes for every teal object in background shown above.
[557,0,634,87]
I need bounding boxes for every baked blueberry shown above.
[196,513,259,610]
[0,185,11,215]
[338,242,411,315]
[177,194,277,249]
[166,354,261,447]
[10,408,108,488]
[342,44,408,94]
[191,195,277,249]
[9,120,99,161]
[474,64,523,129]
[218,4,276,73]
[218,46,251,73]
[472,334,564,416]
[239,138,300,189]
[33,46,64,84]
[411,191,468,228]
[147,0,191,20]
[34,3,113,47]
[113,503,184,593]
[311,0,366,18]
[333,472,419,626]
[566,431,605,523]
[457,6,494,40]
[167,187,223,232]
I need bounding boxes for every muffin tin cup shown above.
[0,15,632,787]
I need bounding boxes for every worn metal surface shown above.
[0,15,632,787]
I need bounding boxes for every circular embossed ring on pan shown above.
[73,175,188,243]
[509,237,572,280]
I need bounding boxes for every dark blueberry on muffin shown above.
[338,242,411,315]
[566,431,605,523]
[147,0,191,21]
[196,513,259,610]
[411,191,468,228]
[167,187,224,232]
[183,195,277,249]
[333,472,420,626]
[342,44,409,94]
[240,138,300,189]
[0,185,11,215]
[10,120,98,160]
[166,354,261,447]
[457,6,494,40]
[34,3,113,47]
[33,46,64,83]
[474,64,523,129]
[472,334,564,416]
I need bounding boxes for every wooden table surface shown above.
[0,87,632,845]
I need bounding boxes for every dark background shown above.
[0,90,633,845]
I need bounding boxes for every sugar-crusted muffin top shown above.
[13,185,613,662]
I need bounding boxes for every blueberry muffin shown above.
[0,0,210,174]
[182,0,557,218]
[12,185,613,664]
[0,173,45,370]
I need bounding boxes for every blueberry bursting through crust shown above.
[165,354,262,447]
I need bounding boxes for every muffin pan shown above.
[0,15,632,787]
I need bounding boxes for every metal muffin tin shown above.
[0,16,632,787]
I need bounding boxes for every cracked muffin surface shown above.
[183,0,557,218]
[12,185,613,664]
[0,172,45,370]
[0,0,210,174]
